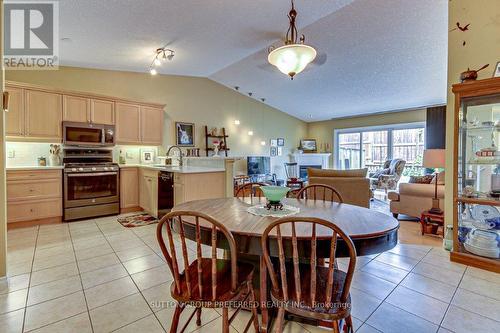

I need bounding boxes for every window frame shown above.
[334,122,425,169]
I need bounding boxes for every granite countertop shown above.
[118,164,225,174]
[6,165,64,170]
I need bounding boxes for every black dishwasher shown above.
[158,171,174,218]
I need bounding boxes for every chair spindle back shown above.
[261,217,356,308]
[235,182,267,199]
[156,210,238,300]
[296,184,344,203]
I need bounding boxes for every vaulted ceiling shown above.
[58,0,448,121]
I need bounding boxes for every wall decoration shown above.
[270,139,278,147]
[494,61,500,78]
[277,138,285,146]
[277,146,283,156]
[270,146,278,157]
[460,64,489,82]
[140,148,155,164]
[176,122,195,146]
[450,21,470,46]
[300,139,317,152]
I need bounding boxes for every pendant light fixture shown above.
[268,0,317,79]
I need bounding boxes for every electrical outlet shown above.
[7,150,15,158]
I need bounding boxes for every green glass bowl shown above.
[260,186,290,203]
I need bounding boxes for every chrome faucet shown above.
[166,145,183,166]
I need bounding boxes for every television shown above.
[247,156,271,176]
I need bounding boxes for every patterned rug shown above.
[117,213,158,228]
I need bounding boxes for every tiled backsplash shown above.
[6,142,57,167]
[5,142,160,167]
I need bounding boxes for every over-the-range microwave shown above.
[62,121,115,147]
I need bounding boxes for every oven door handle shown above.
[66,172,118,177]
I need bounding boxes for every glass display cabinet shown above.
[452,77,500,272]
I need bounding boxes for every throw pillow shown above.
[409,175,434,184]
[372,168,390,178]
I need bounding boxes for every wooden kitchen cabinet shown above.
[4,86,25,137]
[173,172,225,205]
[120,167,139,211]
[64,96,115,125]
[6,169,63,227]
[91,99,115,125]
[140,106,164,145]
[139,168,159,217]
[116,102,141,144]
[25,90,62,141]
[63,95,91,123]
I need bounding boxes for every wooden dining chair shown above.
[235,182,267,199]
[261,217,357,333]
[157,210,260,333]
[295,184,344,203]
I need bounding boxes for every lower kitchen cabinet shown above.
[173,172,225,205]
[120,167,139,211]
[6,169,63,226]
[139,168,159,217]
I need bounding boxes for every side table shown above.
[420,210,444,237]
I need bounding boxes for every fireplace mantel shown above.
[291,153,331,178]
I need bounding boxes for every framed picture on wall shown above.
[277,138,285,146]
[270,146,278,157]
[175,122,195,146]
[494,61,500,78]
[300,139,317,152]
[140,148,155,164]
[270,139,278,147]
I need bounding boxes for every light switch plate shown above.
[7,150,15,158]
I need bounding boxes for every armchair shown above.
[369,159,406,193]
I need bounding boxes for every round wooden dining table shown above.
[171,197,399,332]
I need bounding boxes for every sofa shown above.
[388,173,445,218]
[307,168,370,208]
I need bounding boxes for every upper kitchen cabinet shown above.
[63,96,115,125]
[91,99,115,125]
[116,102,141,144]
[140,106,164,145]
[25,89,63,141]
[4,86,25,137]
[116,102,164,145]
[63,95,90,123]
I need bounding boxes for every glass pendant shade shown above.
[268,44,316,79]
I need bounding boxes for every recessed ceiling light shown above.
[260,141,266,146]
[234,120,240,125]
[248,131,254,136]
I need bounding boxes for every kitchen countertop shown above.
[118,164,225,174]
[6,165,64,171]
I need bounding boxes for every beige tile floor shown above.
[1,213,499,333]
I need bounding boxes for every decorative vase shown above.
[48,155,60,166]
[213,144,219,157]
[443,225,453,251]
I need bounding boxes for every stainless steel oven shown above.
[63,148,119,221]
[63,121,115,147]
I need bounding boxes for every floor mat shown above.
[117,213,158,228]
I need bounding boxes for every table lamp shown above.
[423,149,445,214]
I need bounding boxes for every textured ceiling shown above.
[57,0,448,121]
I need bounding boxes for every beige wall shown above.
[445,0,500,225]
[307,108,427,166]
[6,66,307,177]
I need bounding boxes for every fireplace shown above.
[299,165,322,179]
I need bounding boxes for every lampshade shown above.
[268,44,317,79]
[423,149,445,168]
